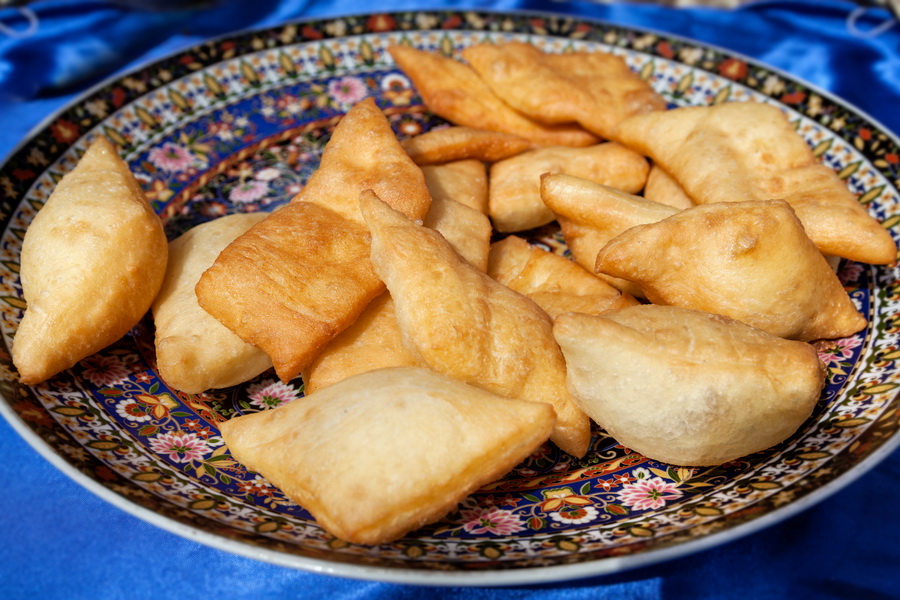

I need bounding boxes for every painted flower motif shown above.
[237,476,275,496]
[548,505,599,525]
[115,398,153,422]
[328,76,368,107]
[255,167,282,181]
[596,479,618,492]
[247,379,300,409]
[618,476,683,511]
[148,143,195,172]
[81,354,130,387]
[459,505,524,535]
[839,262,865,285]
[229,179,269,203]
[135,392,179,420]
[381,73,414,106]
[539,487,593,512]
[817,336,862,364]
[150,431,211,463]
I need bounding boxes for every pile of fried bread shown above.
[12,41,896,546]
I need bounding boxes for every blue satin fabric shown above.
[1,1,900,599]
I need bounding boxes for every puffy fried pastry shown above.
[152,213,272,394]
[421,159,489,214]
[401,126,533,165]
[553,306,826,466]
[489,142,649,232]
[488,235,638,319]
[595,199,867,341]
[388,45,598,147]
[195,98,431,382]
[13,137,168,385]
[303,196,492,393]
[540,173,678,298]
[361,191,591,457]
[612,101,896,264]
[643,165,694,210]
[462,41,666,139]
[221,366,556,545]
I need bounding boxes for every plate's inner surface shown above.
[1,12,900,575]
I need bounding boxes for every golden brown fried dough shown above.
[643,164,694,210]
[13,137,168,385]
[221,366,556,545]
[303,196,492,394]
[152,213,272,394]
[554,306,826,466]
[195,98,431,382]
[421,159,489,214]
[489,143,649,232]
[462,41,666,139]
[488,235,638,319]
[360,191,591,457]
[612,101,896,264]
[388,45,598,147]
[540,173,678,298]
[595,199,866,341]
[402,126,534,165]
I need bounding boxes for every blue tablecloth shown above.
[1,1,899,598]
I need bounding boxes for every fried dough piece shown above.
[462,41,666,139]
[152,213,272,394]
[612,101,896,264]
[489,142,649,232]
[303,196,492,393]
[402,126,534,165]
[643,165,694,210]
[488,235,638,319]
[195,98,431,382]
[421,159,488,214]
[13,137,168,385]
[595,199,866,341]
[361,191,591,457]
[388,45,598,147]
[540,173,678,298]
[221,366,555,544]
[553,306,826,466]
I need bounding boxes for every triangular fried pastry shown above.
[421,159,488,214]
[489,142,649,232]
[553,306,826,466]
[540,173,678,299]
[221,366,555,545]
[462,41,666,139]
[195,99,431,382]
[612,101,896,264]
[402,126,533,165]
[595,199,866,341]
[152,213,272,394]
[303,196,492,394]
[388,45,598,147]
[488,235,638,319]
[643,164,694,210]
[360,191,591,457]
[13,137,168,384]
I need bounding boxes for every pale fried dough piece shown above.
[152,213,272,394]
[402,126,534,165]
[540,173,678,298]
[421,159,488,214]
[388,45,598,147]
[595,199,867,341]
[361,191,591,457]
[488,235,638,319]
[612,101,896,264]
[303,196,492,393]
[554,306,826,466]
[195,99,431,382]
[221,367,556,545]
[13,137,168,385]
[489,142,649,232]
[643,165,694,210]
[462,41,666,139]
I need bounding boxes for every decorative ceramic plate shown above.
[1,10,899,587]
